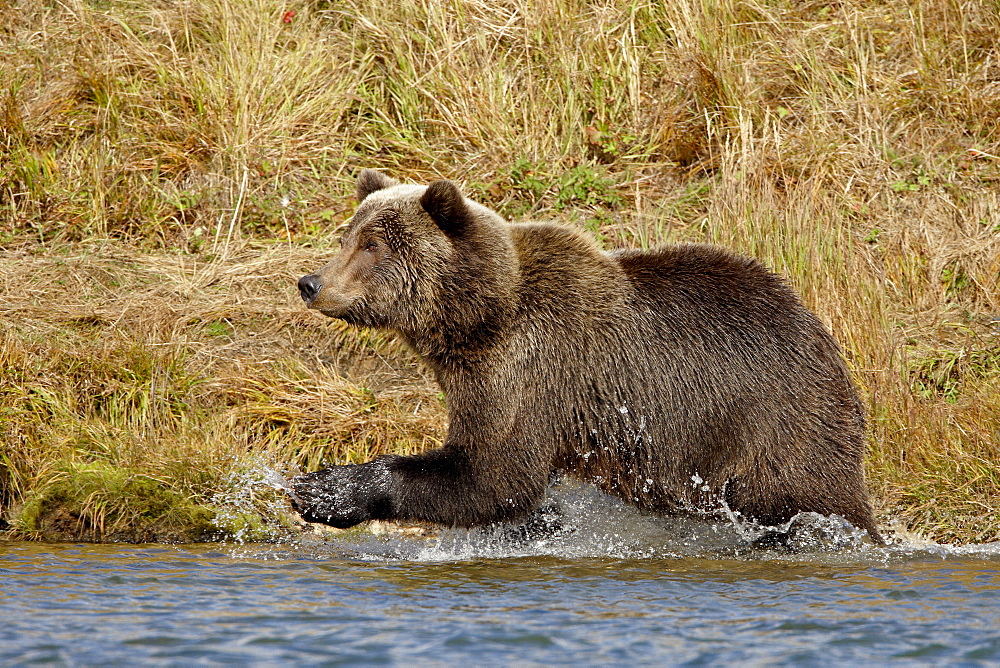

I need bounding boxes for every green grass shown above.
[1,0,998,543]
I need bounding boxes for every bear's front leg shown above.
[289,458,395,529]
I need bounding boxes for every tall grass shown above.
[1,0,998,542]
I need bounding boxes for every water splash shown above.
[254,480,881,563]
[258,467,292,493]
[218,472,1000,566]
[399,482,882,562]
[210,459,299,545]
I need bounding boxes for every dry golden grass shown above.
[0,243,445,539]
[1,0,998,542]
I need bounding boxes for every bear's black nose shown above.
[298,274,322,303]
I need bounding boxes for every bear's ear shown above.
[356,168,399,202]
[420,180,473,237]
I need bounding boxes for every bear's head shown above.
[298,169,518,350]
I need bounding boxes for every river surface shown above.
[2,483,1000,666]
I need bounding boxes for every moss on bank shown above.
[3,459,300,543]
[14,461,219,543]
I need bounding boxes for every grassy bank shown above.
[1,0,998,543]
[0,243,445,540]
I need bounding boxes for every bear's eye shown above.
[364,240,379,253]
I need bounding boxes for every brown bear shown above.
[291,168,883,544]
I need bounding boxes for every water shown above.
[2,482,1000,666]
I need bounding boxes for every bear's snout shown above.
[298,274,322,304]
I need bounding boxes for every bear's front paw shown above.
[289,460,394,529]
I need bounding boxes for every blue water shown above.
[2,485,999,665]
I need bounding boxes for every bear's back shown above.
[507,225,823,363]
[608,244,827,357]
[504,224,865,521]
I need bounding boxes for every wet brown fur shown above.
[292,169,882,543]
